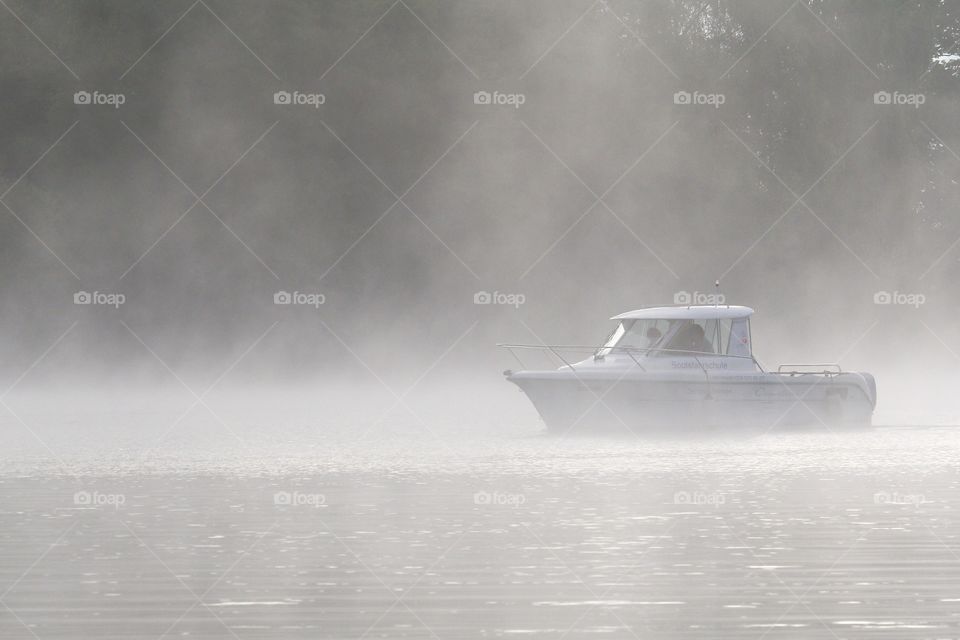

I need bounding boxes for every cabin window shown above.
[727,318,751,357]
[603,316,752,358]
[596,322,627,358]
[718,319,733,354]
[597,319,670,357]
[662,319,718,354]
[619,319,671,350]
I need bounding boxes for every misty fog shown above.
[0,1,957,426]
[3,2,960,638]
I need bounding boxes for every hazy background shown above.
[1,0,959,425]
[5,7,960,638]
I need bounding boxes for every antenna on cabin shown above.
[714,279,721,307]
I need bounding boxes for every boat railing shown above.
[497,344,760,373]
[776,363,842,376]
[497,344,650,372]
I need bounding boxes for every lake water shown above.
[2,393,960,638]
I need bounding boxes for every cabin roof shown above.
[611,305,754,321]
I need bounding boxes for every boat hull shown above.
[507,370,875,433]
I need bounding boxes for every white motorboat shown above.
[501,305,876,433]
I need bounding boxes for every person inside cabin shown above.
[645,327,662,349]
[669,323,713,354]
[687,323,713,354]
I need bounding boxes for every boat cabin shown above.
[596,305,755,368]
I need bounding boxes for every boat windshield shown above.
[657,318,752,356]
[597,316,752,358]
[596,319,670,357]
